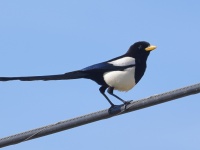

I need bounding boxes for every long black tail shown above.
[0,70,87,81]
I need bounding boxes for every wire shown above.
[0,83,200,148]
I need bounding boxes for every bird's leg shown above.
[107,87,130,105]
[99,86,115,106]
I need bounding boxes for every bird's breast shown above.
[103,67,135,91]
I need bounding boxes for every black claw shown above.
[123,100,132,105]
[123,100,133,109]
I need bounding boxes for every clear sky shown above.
[0,0,200,149]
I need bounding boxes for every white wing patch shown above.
[108,57,135,66]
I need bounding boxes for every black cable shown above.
[0,83,200,148]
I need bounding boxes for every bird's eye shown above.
[138,45,142,49]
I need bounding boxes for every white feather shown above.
[103,67,135,91]
[108,57,135,66]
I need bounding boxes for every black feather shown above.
[0,70,87,81]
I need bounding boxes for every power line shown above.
[0,83,200,148]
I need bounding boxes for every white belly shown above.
[103,67,135,91]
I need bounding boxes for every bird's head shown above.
[126,41,156,59]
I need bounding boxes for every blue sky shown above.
[0,0,200,149]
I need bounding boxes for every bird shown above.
[0,41,156,107]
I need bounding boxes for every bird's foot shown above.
[109,104,118,109]
[123,100,133,109]
[108,104,121,114]
[108,100,133,114]
[123,100,132,105]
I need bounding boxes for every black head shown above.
[126,41,156,59]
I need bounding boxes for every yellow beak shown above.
[145,45,157,51]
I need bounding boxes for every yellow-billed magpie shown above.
[0,41,156,106]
